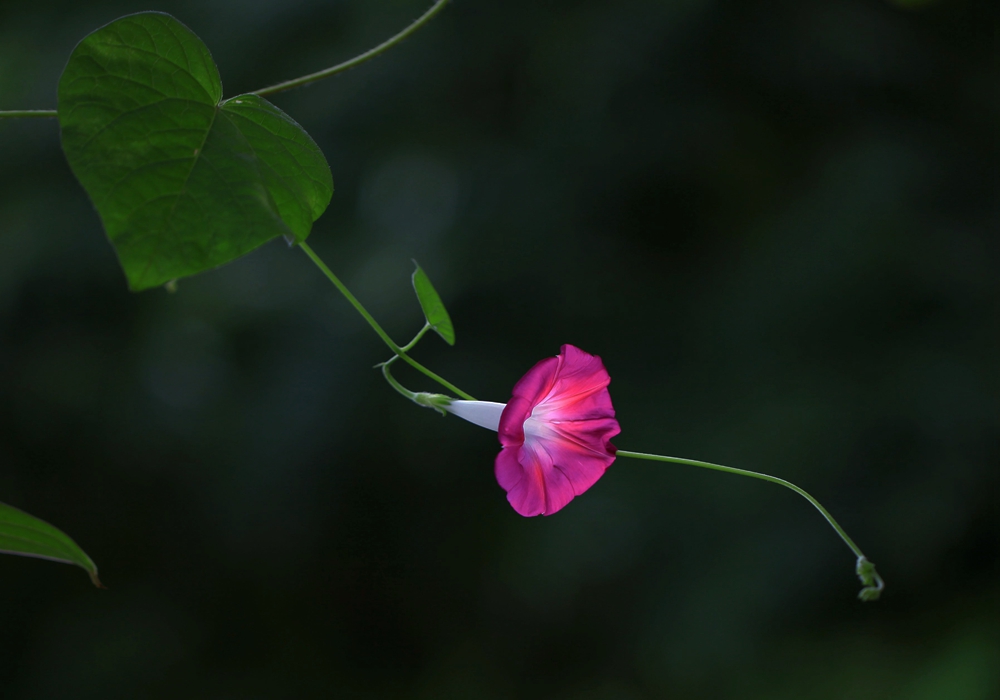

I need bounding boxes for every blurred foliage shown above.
[1,0,997,698]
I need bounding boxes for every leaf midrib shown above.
[0,523,84,564]
[134,103,220,285]
[69,97,211,157]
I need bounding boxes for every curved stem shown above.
[0,110,58,119]
[298,241,475,400]
[617,449,884,599]
[401,323,431,353]
[380,359,452,415]
[381,358,417,401]
[253,0,451,97]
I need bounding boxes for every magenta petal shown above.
[494,344,620,517]
[523,440,576,515]
[495,446,546,516]
[537,427,616,497]
[507,356,560,412]
[495,441,575,516]
[532,345,612,420]
[498,396,532,447]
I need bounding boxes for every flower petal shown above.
[522,440,577,515]
[495,344,620,516]
[532,423,617,496]
[498,396,533,447]
[495,446,546,516]
[531,344,612,420]
[506,356,560,414]
[499,346,612,441]
[494,441,572,516]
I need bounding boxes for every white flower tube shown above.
[445,400,506,432]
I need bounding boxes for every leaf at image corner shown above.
[57,11,333,291]
[412,262,455,345]
[0,502,102,587]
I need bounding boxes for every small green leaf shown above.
[411,261,455,345]
[58,12,333,291]
[0,501,102,587]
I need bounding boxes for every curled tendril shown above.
[856,556,884,601]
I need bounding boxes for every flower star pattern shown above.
[497,344,620,516]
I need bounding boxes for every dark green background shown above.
[1,0,997,697]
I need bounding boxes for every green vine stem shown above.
[380,358,417,402]
[253,0,451,97]
[0,110,58,119]
[379,358,454,415]
[298,241,475,401]
[1,0,452,117]
[400,323,432,353]
[616,450,884,600]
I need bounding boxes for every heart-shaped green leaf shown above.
[0,501,102,587]
[58,12,333,291]
[411,261,455,345]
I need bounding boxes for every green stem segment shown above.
[298,242,475,400]
[380,359,453,414]
[381,358,417,401]
[253,0,452,97]
[0,110,58,119]
[380,324,432,402]
[2,1,452,114]
[616,450,884,600]
[400,324,432,353]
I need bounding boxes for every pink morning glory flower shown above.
[447,344,620,516]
